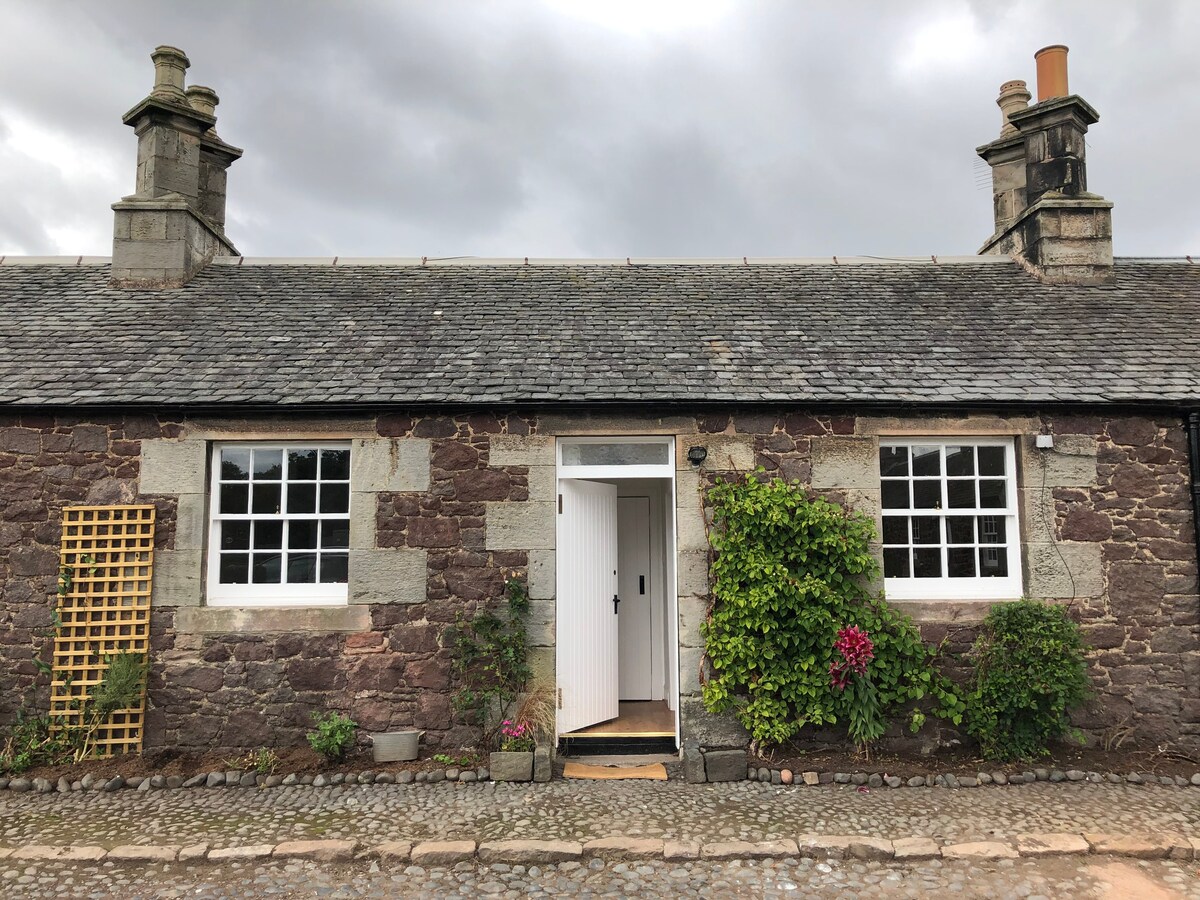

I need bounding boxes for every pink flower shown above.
[830,625,874,691]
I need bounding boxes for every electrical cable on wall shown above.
[1040,445,1078,605]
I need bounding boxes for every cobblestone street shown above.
[3,779,1197,848]
[3,779,1199,897]
[3,854,1200,899]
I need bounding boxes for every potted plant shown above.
[489,719,535,782]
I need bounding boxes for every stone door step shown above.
[562,762,668,781]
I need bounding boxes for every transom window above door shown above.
[879,439,1022,600]
[207,443,351,606]
[557,436,675,479]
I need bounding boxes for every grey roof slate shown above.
[1,257,1198,408]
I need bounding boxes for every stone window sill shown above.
[175,605,370,635]
[888,598,1021,624]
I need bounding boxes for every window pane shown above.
[221,521,251,550]
[948,547,977,577]
[321,553,349,584]
[254,520,283,550]
[290,520,318,549]
[252,482,282,515]
[946,516,975,544]
[219,483,248,515]
[881,481,909,509]
[978,446,1005,476]
[978,515,1006,544]
[221,448,250,481]
[912,446,941,476]
[219,553,249,584]
[288,483,316,514]
[322,520,350,549]
[253,449,283,480]
[979,547,1008,577]
[287,553,318,584]
[979,479,1007,509]
[882,516,908,544]
[320,483,349,514]
[561,442,670,466]
[911,516,941,545]
[945,446,975,476]
[289,449,318,481]
[252,552,282,584]
[321,449,351,480]
[883,548,910,578]
[947,480,975,509]
[913,548,942,578]
[913,481,941,509]
[879,446,908,477]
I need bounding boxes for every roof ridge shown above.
[1,255,1193,268]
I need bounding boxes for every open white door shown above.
[556,479,620,735]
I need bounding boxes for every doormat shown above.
[562,762,668,781]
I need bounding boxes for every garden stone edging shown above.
[2,832,1198,866]
[4,758,1200,794]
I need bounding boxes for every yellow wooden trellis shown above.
[50,505,156,758]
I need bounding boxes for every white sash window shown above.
[879,439,1022,600]
[207,443,351,606]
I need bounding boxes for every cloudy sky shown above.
[1,0,1196,259]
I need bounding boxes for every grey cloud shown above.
[0,1,1196,258]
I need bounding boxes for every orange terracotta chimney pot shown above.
[1034,44,1069,101]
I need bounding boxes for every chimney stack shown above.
[977,45,1114,285]
[111,46,243,289]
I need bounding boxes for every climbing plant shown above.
[450,576,535,751]
[700,473,963,749]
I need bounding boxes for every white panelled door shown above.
[556,479,620,735]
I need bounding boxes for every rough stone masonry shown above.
[0,406,1195,755]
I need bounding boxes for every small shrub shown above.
[433,752,475,767]
[74,652,148,761]
[306,711,357,762]
[964,599,1090,761]
[0,713,73,775]
[244,747,280,775]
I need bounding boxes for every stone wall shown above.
[1,407,1196,755]
[0,412,180,727]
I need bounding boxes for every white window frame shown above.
[555,435,676,480]
[206,441,352,607]
[879,438,1023,601]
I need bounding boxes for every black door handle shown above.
[613,594,620,615]
[639,575,645,595]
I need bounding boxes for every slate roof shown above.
[1,256,1198,408]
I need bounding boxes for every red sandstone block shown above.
[345,632,386,654]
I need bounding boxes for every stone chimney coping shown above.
[975,132,1025,158]
[120,95,216,131]
[1007,94,1099,127]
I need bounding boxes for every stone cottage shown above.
[1,45,1198,756]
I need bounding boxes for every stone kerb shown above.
[8,831,1199,867]
[4,751,1200,797]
